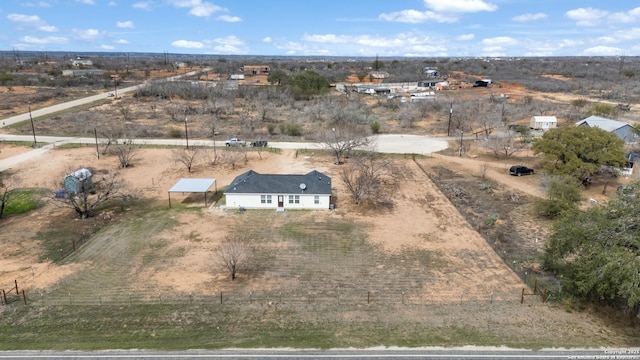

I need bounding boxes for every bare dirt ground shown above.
[1,141,639,346]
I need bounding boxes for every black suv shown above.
[509,165,534,176]
[251,140,268,147]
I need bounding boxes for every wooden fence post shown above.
[22,290,26,305]
[15,280,19,295]
[520,288,525,304]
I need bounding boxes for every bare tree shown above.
[98,121,126,155]
[0,175,14,219]
[113,138,139,168]
[54,169,130,219]
[340,154,394,205]
[482,131,526,159]
[221,149,244,170]
[215,235,253,280]
[321,125,371,165]
[173,148,201,173]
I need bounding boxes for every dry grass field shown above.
[0,141,638,349]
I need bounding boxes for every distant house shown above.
[62,69,105,77]
[70,58,93,67]
[242,65,270,75]
[530,116,557,130]
[229,74,245,80]
[410,92,435,102]
[417,80,438,88]
[369,70,389,80]
[424,67,439,77]
[435,81,450,91]
[576,115,638,143]
[224,170,332,210]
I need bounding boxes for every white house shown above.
[224,170,332,210]
[530,116,557,130]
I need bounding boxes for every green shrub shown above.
[284,123,301,136]
[370,121,381,134]
[267,124,276,135]
[167,127,183,138]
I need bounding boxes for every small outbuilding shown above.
[64,168,94,194]
[530,116,557,130]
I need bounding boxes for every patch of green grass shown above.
[55,142,84,149]
[2,188,45,217]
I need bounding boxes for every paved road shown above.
[0,348,636,359]
[0,68,210,129]
[0,133,448,172]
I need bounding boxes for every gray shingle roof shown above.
[576,115,630,132]
[225,170,331,195]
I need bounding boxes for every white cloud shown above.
[115,39,129,44]
[108,1,117,6]
[379,10,453,23]
[22,35,68,44]
[609,7,640,23]
[583,45,623,56]
[481,36,518,47]
[7,13,57,32]
[211,35,244,46]
[22,2,51,7]
[565,7,608,26]
[212,44,246,55]
[422,0,497,13]
[262,37,272,43]
[132,1,152,10]
[76,0,95,4]
[512,13,547,22]
[456,34,475,41]
[117,21,134,28]
[38,24,57,32]
[8,13,42,23]
[171,39,204,49]
[72,28,103,40]
[217,15,241,22]
[100,44,115,50]
[597,36,617,44]
[167,0,224,17]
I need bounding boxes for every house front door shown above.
[278,195,284,207]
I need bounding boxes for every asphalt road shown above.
[0,348,637,359]
[0,68,210,129]
[0,133,448,172]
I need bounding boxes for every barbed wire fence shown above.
[2,278,548,308]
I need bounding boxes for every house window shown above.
[314,196,320,204]
[288,195,300,204]
[261,195,272,204]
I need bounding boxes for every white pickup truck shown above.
[224,137,246,147]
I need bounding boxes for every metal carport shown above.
[168,178,217,208]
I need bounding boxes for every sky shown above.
[1,0,640,57]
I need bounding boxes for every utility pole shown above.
[94,128,99,159]
[184,116,189,150]
[447,101,453,136]
[459,130,464,157]
[28,105,37,146]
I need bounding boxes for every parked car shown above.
[473,80,489,87]
[509,165,534,176]
[250,140,268,147]
[107,92,114,97]
[224,138,246,147]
